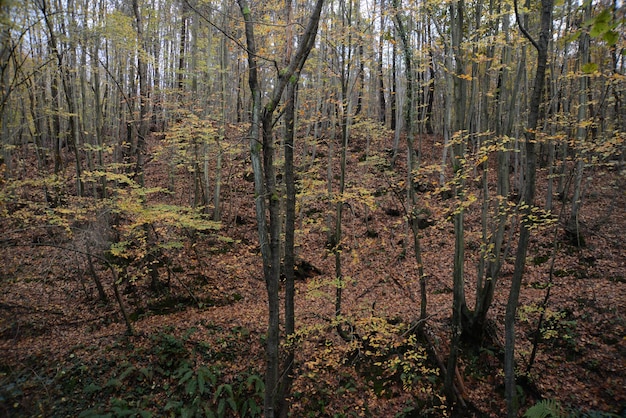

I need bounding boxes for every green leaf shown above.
[246,374,264,393]
[111,406,136,417]
[244,399,261,417]
[590,21,609,37]
[227,397,237,412]
[523,399,563,418]
[185,376,197,395]
[595,9,611,24]
[198,370,205,394]
[118,364,135,381]
[78,409,112,418]
[83,383,102,394]
[217,398,226,418]
[582,62,598,74]
[214,383,234,400]
[104,378,122,389]
[180,368,194,384]
[565,30,581,43]
[139,367,153,380]
[164,400,182,411]
[197,365,217,388]
[602,30,618,46]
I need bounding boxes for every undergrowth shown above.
[523,399,624,418]
[0,327,264,417]
[290,317,447,417]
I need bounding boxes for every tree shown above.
[505,0,553,416]
[236,0,324,414]
[332,0,350,326]
[566,0,591,247]
[131,0,150,187]
[38,0,84,196]
[376,0,386,125]
[391,0,427,333]
[450,2,469,408]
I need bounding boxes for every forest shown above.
[0,0,624,416]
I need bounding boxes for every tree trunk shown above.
[332,0,357,332]
[445,0,468,408]
[279,77,297,418]
[237,0,324,414]
[377,0,386,125]
[390,37,397,132]
[566,1,591,247]
[132,0,150,187]
[505,1,553,416]
[392,0,427,332]
[40,0,84,196]
[177,0,187,95]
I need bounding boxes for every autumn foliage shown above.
[1,0,625,417]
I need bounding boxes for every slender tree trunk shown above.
[392,0,427,331]
[0,7,12,177]
[279,77,297,418]
[177,0,187,96]
[40,0,83,196]
[355,38,364,116]
[377,0,386,125]
[333,0,356,330]
[237,6,273,413]
[566,1,591,247]
[423,22,435,135]
[390,37,397,132]
[505,1,553,416]
[445,0,468,408]
[92,39,106,198]
[334,73,351,324]
[132,0,150,187]
[212,8,230,221]
[237,0,324,414]
[278,2,296,415]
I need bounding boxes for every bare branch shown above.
[513,0,540,51]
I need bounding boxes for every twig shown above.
[402,314,434,337]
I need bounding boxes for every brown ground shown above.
[1,124,624,417]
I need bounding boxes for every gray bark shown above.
[237,0,324,414]
[505,1,553,416]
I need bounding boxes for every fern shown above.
[524,399,564,418]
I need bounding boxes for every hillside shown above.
[1,123,625,417]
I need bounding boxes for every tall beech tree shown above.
[391,0,427,334]
[505,0,553,416]
[236,0,324,414]
[38,0,84,196]
[566,0,591,247]
[444,0,468,407]
[131,0,150,186]
[332,0,353,331]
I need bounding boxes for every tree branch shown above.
[513,0,540,51]
[183,0,278,67]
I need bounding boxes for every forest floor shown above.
[1,122,625,417]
